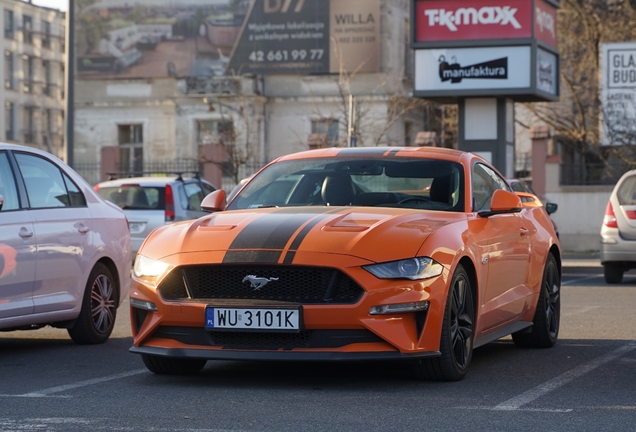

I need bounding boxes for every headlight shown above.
[363,257,443,280]
[133,255,171,279]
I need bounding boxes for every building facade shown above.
[1,0,65,157]
[72,0,424,188]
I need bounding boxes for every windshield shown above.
[227,157,464,212]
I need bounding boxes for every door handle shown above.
[78,225,89,234]
[520,227,529,236]
[19,227,33,238]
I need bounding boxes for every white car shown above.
[94,174,216,256]
[0,143,131,344]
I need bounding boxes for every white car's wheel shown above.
[68,263,118,344]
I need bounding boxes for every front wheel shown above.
[142,354,207,375]
[512,253,560,348]
[68,263,118,345]
[414,264,474,381]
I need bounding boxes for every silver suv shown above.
[94,173,216,256]
[601,169,636,283]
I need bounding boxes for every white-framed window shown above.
[118,124,143,174]
[196,119,234,145]
[311,119,339,146]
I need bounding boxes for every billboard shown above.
[414,0,533,43]
[601,42,636,146]
[75,0,380,80]
[414,46,531,92]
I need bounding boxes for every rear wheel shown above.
[603,263,624,284]
[414,264,474,381]
[68,263,118,345]
[141,354,207,375]
[512,253,560,348]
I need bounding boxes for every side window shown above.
[0,151,19,211]
[183,182,204,210]
[63,173,86,207]
[15,153,72,209]
[472,163,509,211]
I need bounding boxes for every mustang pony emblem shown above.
[242,275,279,290]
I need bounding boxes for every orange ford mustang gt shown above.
[129,147,561,381]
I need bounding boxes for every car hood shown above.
[143,207,461,264]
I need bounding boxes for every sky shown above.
[31,0,67,11]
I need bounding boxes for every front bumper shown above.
[130,345,441,361]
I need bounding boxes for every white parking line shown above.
[0,369,147,398]
[459,343,636,412]
[562,275,602,286]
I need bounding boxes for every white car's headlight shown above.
[133,255,171,279]
[363,257,443,280]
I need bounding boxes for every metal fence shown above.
[72,161,101,186]
[559,163,630,186]
[72,159,263,191]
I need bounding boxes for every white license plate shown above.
[128,222,146,234]
[205,307,301,332]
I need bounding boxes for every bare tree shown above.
[199,94,259,184]
[522,0,636,167]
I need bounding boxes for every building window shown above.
[23,106,35,143]
[41,21,51,48]
[5,50,13,89]
[4,10,13,39]
[118,124,143,174]
[60,25,65,53]
[60,63,65,99]
[22,15,33,44]
[197,120,234,145]
[5,101,14,141]
[43,60,51,96]
[311,119,339,146]
[22,55,34,93]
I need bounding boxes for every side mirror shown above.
[201,189,227,212]
[479,189,522,218]
[545,202,558,215]
[0,194,4,211]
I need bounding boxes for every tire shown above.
[604,263,623,284]
[141,354,207,375]
[68,263,118,345]
[512,254,560,348]
[414,264,474,381]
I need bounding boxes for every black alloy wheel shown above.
[414,264,474,381]
[512,253,560,348]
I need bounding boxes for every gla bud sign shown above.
[601,42,636,146]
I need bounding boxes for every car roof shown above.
[276,146,469,162]
[97,176,211,188]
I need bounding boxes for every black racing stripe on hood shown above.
[228,212,317,251]
[282,214,331,264]
[223,250,282,263]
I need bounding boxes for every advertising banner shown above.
[536,48,557,95]
[601,42,636,146]
[534,0,557,47]
[75,0,379,80]
[414,46,531,92]
[414,0,533,42]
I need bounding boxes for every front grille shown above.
[152,326,383,350]
[159,265,364,304]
